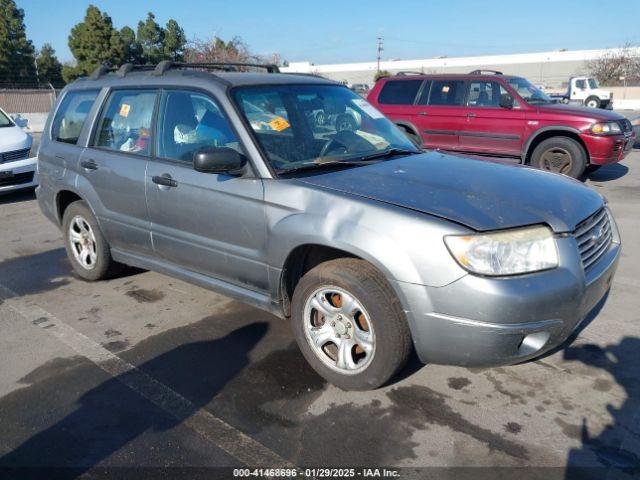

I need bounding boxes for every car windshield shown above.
[232,84,418,174]
[506,77,553,105]
[588,78,599,89]
[0,109,13,128]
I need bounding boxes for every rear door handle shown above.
[418,112,427,116]
[152,175,178,188]
[80,160,98,170]
[467,113,477,118]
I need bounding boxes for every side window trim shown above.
[89,87,160,158]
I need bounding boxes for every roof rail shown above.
[395,71,424,76]
[469,69,503,75]
[153,61,280,75]
[116,63,155,77]
[89,64,111,80]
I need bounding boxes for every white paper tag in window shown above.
[352,98,384,119]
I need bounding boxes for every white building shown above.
[282,48,640,89]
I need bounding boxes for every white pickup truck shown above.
[549,76,613,109]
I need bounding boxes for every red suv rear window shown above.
[378,80,422,105]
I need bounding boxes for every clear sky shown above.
[18,0,640,65]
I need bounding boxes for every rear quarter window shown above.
[51,90,100,144]
[377,80,423,105]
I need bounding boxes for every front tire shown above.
[585,96,601,108]
[530,137,587,178]
[62,200,121,281]
[291,259,412,391]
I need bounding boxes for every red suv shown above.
[367,70,635,178]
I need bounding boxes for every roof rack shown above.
[469,69,503,75]
[395,71,425,76]
[153,61,280,75]
[88,61,280,80]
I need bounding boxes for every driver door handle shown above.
[152,175,178,188]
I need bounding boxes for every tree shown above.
[587,43,640,85]
[64,5,125,82]
[0,0,37,87]
[185,36,257,64]
[374,70,390,82]
[36,43,64,87]
[137,12,164,64]
[120,26,142,64]
[163,19,186,61]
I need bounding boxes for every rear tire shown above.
[291,259,412,391]
[585,96,601,108]
[62,200,122,281]
[530,137,587,178]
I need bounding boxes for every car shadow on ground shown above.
[563,337,640,479]
[0,321,269,478]
[586,163,629,182]
[0,189,36,205]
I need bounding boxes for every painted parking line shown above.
[0,283,293,469]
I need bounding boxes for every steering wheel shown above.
[319,131,372,158]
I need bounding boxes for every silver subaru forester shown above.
[36,62,620,390]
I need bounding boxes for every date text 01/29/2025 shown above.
[232,468,400,478]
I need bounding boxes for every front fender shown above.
[265,181,469,288]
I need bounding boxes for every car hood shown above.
[297,152,604,233]
[0,125,31,151]
[535,103,623,121]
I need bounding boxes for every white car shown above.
[0,106,36,194]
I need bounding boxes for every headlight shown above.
[444,226,558,276]
[591,122,622,135]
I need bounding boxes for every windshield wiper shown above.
[276,160,369,176]
[354,147,421,162]
[276,148,421,176]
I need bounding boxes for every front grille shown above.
[0,172,34,187]
[618,119,633,134]
[573,207,613,271]
[1,148,31,163]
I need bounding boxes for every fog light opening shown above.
[518,331,551,356]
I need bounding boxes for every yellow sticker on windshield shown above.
[269,117,290,132]
[119,103,131,117]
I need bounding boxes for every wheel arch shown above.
[523,127,590,165]
[56,189,84,223]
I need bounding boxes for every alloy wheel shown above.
[69,215,98,270]
[540,147,573,174]
[303,286,375,374]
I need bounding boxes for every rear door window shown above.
[93,89,157,156]
[378,80,423,105]
[51,89,100,144]
[428,80,466,106]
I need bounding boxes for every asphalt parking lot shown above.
[0,150,639,478]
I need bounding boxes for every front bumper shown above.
[0,156,38,194]
[584,132,635,165]
[394,235,621,367]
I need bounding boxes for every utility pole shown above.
[376,37,383,72]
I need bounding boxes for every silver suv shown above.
[36,62,621,390]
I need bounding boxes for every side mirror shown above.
[193,147,246,175]
[499,93,514,109]
[11,114,29,128]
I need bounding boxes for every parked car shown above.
[37,62,620,390]
[350,83,370,97]
[0,106,35,194]
[548,76,613,109]
[367,71,635,178]
[632,115,640,147]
